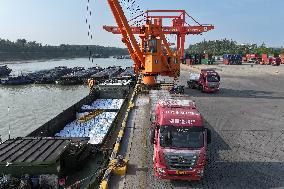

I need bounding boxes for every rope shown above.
[64,167,101,189]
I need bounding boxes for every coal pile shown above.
[117,67,135,79]
[34,66,73,84]
[1,75,33,85]
[90,66,123,82]
[0,65,12,77]
[56,67,102,85]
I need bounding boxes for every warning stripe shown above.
[99,84,139,189]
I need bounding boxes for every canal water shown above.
[0,58,133,141]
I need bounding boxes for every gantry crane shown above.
[105,0,214,86]
[104,10,214,61]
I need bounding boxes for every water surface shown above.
[0,58,133,141]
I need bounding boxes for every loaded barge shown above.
[90,66,123,82]
[0,65,12,77]
[55,67,102,85]
[0,78,135,189]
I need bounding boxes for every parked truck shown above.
[187,69,220,93]
[280,54,284,64]
[223,54,242,65]
[271,57,281,66]
[150,99,211,180]
[260,54,281,66]
[246,54,258,63]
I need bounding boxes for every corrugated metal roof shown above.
[0,137,71,164]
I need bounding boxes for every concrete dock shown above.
[108,64,284,189]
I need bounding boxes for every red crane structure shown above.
[103,10,214,60]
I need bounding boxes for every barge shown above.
[35,66,73,84]
[116,67,135,80]
[0,78,135,189]
[1,75,34,85]
[90,66,122,82]
[0,65,12,77]
[55,67,102,85]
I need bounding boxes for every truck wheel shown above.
[198,85,202,91]
[187,82,192,89]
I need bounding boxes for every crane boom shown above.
[107,0,143,72]
[103,25,214,35]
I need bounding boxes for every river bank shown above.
[1,58,133,75]
[0,57,76,65]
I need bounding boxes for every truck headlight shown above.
[197,169,204,176]
[157,167,166,174]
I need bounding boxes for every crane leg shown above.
[142,75,156,86]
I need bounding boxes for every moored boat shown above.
[1,75,33,85]
[90,66,123,82]
[55,67,102,85]
[0,65,12,77]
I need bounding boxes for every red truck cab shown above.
[150,99,211,181]
[246,54,258,63]
[188,69,220,93]
[199,69,220,93]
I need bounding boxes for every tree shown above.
[0,38,129,62]
[186,39,283,56]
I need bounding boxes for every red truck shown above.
[262,56,281,66]
[271,57,281,66]
[246,54,258,63]
[260,54,281,65]
[187,69,220,93]
[260,54,269,65]
[280,54,284,64]
[150,99,211,180]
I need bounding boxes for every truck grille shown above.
[208,82,218,88]
[165,153,199,170]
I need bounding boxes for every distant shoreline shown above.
[0,57,80,65]
[0,39,129,65]
[0,56,117,66]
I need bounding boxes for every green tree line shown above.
[0,38,129,62]
[187,39,284,56]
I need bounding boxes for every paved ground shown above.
[109,64,284,189]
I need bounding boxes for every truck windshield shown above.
[207,75,219,82]
[160,126,204,149]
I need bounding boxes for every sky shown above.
[0,0,283,48]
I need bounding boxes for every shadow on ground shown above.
[169,120,284,189]
[184,87,284,100]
